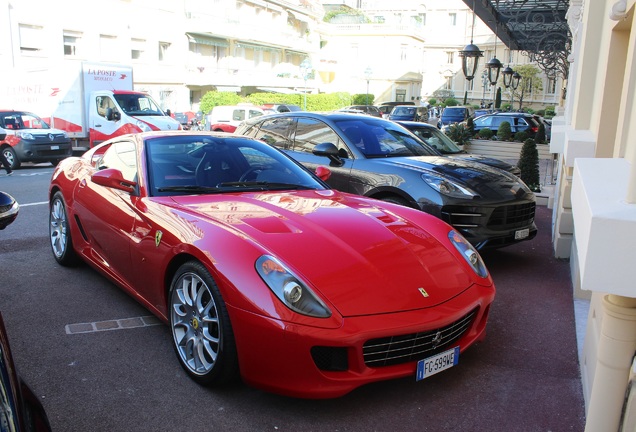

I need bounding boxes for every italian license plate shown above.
[416,346,460,381]
[515,228,530,240]
[51,145,59,150]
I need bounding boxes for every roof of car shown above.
[244,111,388,124]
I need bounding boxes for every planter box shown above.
[464,139,554,160]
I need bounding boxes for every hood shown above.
[170,190,476,317]
[130,115,181,131]
[446,154,518,173]
[374,156,532,200]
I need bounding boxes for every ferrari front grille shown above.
[362,308,477,368]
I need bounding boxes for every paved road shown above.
[0,165,585,431]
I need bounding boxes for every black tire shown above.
[2,147,20,170]
[169,260,238,386]
[49,191,79,266]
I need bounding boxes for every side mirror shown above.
[312,142,344,167]
[0,191,19,230]
[105,108,121,121]
[92,168,137,193]
[166,109,172,116]
[315,166,331,182]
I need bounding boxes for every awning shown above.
[186,33,229,48]
[287,11,311,23]
[215,86,241,92]
[257,87,301,94]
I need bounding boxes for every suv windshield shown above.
[334,118,437,158]
[0,111,50,130]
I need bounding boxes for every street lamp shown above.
[458,0,482,81]
[364,67,372,105]
[485,26,503,107]
[300,58,311,110]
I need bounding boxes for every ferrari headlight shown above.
[256,255,331,318]
[421,172,477,199]
[448,230,489,278]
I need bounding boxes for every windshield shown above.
[406,126,462,154]
[0,111,50,130]
[114,93,165,116]
[442,108,466,116]
[145,135,326,197]
[334,118,438,158]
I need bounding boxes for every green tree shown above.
[510,65,543,111]
[497,121,512,141]
[535,122,546,144]
[352,94,374,105]
[518,138,541,192]
[495,87,502,109]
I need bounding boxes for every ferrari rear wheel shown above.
[49,191,79,266]
[169,261,238,386]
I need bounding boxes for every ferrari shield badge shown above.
[418,288,429,298]
[155,230,163,247]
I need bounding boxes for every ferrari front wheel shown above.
[49,191,79,266]
[169,261,238,386]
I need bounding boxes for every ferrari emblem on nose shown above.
[418,288,429,298]
[155,230,162,247]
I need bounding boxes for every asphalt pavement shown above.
[0,167,586,431]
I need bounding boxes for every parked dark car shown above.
[377,101,415,118]
[397,121,521,176]
[474,109,493,118]
[261,104,302,113]
[388,105,429,122]
[0,191,52,431]
[339,105,383,117]
[438,106,475,129]
[472,112,540,137]
[236,112,537,250]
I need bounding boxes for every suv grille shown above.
[488,202,535,229]
[362,309,477,368]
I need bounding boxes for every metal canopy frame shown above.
[464,0,571,78]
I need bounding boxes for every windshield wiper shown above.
[157,185,223,193]
[218,181,313,190]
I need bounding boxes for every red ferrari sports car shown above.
[48,131,495,398]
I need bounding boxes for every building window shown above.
[449,13,456,26]
[159,42,171,61]
[400,44,408,62]
[63,31,82,57]
[420,13,426,26]
[131,38,146,60]
[447,51,454,64]
[547,78,557,94]
[100,34,119,61]
[19,24,44,55]
[444,76,452,90]
[374,16,385,24]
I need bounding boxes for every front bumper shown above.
[228,283,494,399]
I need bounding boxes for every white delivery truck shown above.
[1,61,182,153]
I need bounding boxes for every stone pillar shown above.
[585,295,636,431]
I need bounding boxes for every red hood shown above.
[169,189,476,317]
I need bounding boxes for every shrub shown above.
[199,92,242,114]
[352,93,375,105]
[545,106,556,118]
[428,98,437,106]
[518,138,541,192]
[466,117,475,135]
[535,109,545,117]
[478,128,494,139]
[535,123,546,144]
[497,121,512,141]
[444,98,459,107]
[514,131,529,142]
[445,123,473,146]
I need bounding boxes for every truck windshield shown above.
[115,94,165,116]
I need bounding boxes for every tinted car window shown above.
[98,140,138,182]
[293,118,346,156]
[253,118,294,149]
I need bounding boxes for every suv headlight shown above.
[448,230,489,278]
[421,171,477,199]
[256,255,331,318]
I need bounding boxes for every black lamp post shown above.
[502,66,514,88]
[458,1,482,81]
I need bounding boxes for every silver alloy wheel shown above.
[50,197,68,258]
[171,272,221,376]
